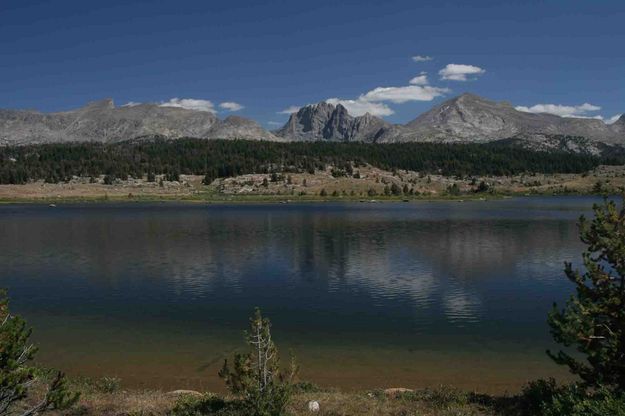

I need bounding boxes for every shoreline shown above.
[0,189,607,205]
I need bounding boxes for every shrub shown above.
[168,394,246,416]
[94,376,122,393]
[0,289,79,415]
[520,379,625,416]
[218,308,298,416]
[446,183,460,196]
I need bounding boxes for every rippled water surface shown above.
[0,197,599,392]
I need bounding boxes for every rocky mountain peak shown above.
[397,93,624,144]
[275,101,392,142]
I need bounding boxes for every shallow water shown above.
[0,197,599,393]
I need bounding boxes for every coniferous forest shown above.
[0,138,621,185]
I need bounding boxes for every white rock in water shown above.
[307,400,320,412]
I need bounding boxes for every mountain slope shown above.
[274,102,391,142]
[394,93,623,144]
[0,99,278,145]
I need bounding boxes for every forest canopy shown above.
[0,138,621,184]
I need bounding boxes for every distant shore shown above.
[0,164,622,205]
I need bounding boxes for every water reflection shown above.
[0,197,597,390]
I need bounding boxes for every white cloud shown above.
[607,114,623,124]
[439,64,486,81]
[159,98,216,113]
[515,102,601,118]
[409,72,429,85]
[412,55,432,62]
[267,121,283,126]
[325,98,394,117]
[277,105,301,114]
[122,101,141,107]
[360,85,449,104]
[219,101,244,111]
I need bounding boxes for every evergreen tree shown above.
[390,183,402,195]
[0,290,79,415]
[219,308,298,416]
[548,197,625,391]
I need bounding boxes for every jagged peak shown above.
[306,101,334,111]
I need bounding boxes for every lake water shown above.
[0,197,599,393]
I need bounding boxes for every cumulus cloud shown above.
[277,105,301,114]
[325,98,394,117]
[515,102,601,118]
[439,64,486,81]
[159,98,216,113]
[409,72,429,86]
[219,101,244,111]
[412,55,433,62]
[360,85,449,104]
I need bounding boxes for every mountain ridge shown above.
[1,94,623,150]
[0,99,278,145]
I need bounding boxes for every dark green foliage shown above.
[168,394,247,416]
[390,183,402,195]
[593,180,603,193]
[476,180,490,193]
[319,188,327,197]
[396,386,469,408]
[218,309,298,416]
[93,376,121,394]
[0,289,79,415]
[519,379,625,416]
[0,139,616,184]
[547,197,625,391]
[446,183,461,196]
[166,170,180,182]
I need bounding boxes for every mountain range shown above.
[1,94,623,153]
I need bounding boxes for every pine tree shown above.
[548,197,625,391]
[0,290,79,415]
[219,308,298,416]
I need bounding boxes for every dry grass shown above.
[1,165,623,203]
[22,378,515,416]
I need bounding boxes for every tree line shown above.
[0,138,621,185]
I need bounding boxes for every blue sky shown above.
[1,0,624,127]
